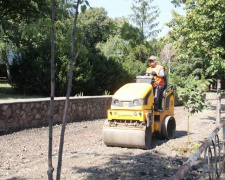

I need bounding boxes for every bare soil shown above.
[0,99,225,180]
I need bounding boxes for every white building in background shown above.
[6,48,14,65]
[0,47,14,79]
[0,47,14,65]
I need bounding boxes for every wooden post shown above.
[216,78,221,126]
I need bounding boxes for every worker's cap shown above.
[148,56,157,61]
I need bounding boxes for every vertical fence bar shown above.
[223,122,225,174]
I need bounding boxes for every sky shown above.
[88,0,186,38]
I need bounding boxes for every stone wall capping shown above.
[0,95,113,104]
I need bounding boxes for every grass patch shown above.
[0,82,45,99]
[172,142,202,155]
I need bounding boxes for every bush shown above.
[11,41,51,96]
[0,64,7,77]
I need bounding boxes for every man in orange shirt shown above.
[146,56,165,110]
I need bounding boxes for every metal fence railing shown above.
[170,121,225,180]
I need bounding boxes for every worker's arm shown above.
[157,69,165,78]
[157,75,164,78]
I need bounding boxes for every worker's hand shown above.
[151,71,157,76]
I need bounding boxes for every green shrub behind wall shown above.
[11,43,51,95]
[0,64,7,77]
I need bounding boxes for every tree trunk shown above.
[216,77,221,126]
[166,45,171,83]
[3,44,11,82]
[187,109,190,145]
[56,1,80,179]
[47,0,56,179]
[5,56,11,81]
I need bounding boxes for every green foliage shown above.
[89,53,133,95]
[167,0,225,80]
[0,42,7,74]
[10,39,51,95]
[103,90,110,95]
[96,35,124,60]
[171,0,186,7]
[176,75,210,115]
[96,32,152,63]
[0,0,51,42]
[5,5,127,97]
[172,142,201,155]
[129,0,160,40]
[149,39,164,57]
[166,0,225,141]
[55,50,134,96]
[122,59,147,78]
[0,64,6,77]
[75,92,84,97]
[170,74,186,87]
[172,75,211,144]
[55,52,93,96]
[170,55,206,79]
[77,7,112,49]
[1,2,162,97]
[0,82,13,94]
[0,82,44,99]
[183,0,225,76]
[120,22,145,47]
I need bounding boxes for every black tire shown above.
[145,126,152,150]
[161,116,176,139]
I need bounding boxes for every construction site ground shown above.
[0,99,225,180]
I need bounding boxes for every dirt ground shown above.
[0,99,225,180]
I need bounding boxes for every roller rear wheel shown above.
[161,116,176,139]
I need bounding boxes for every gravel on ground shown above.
[0,99,225,180]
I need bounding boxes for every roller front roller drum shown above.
[103,126,152,149]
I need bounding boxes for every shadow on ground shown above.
[208,103,225,111]
[6,177,27,180]
[71,150,201,180]
[70,130,204,180]
[151,130,188,149]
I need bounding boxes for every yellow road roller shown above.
[103,76,176,149]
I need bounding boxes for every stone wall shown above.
[205,93,225,100]
[0,96,112,133]
[1,93,224,133]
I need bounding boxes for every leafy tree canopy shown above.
[168,0,225,78]
[129,0,160,40]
